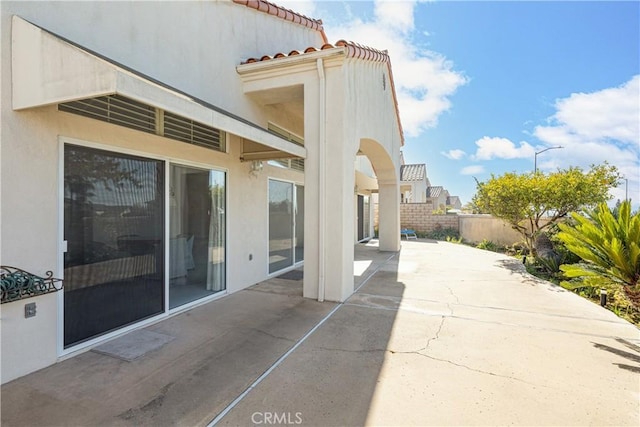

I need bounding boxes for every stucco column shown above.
[303,62,354,302]
[322,141,355,302]
[303,81,320,300]
[378,181,401,252]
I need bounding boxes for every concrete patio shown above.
[2,240,639,426]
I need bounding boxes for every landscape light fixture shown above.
[534,146,563,173]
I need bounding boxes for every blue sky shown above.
[280,0,639,207]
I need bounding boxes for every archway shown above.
[357,138,400,252]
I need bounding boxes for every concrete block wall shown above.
[399,203,459,233]
[376,203,533,245]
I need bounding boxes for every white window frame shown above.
[266,177,304,278]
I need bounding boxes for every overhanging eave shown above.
[11,15,305,159]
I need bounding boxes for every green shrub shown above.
[422,227,459,241]
[476,239,500,252]
[446,235,463,244]
[504,242,528,256]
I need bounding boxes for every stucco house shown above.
[426,186,450,212]
[447,195,462,210]
[399,163,430,203]
[0,0,403,383]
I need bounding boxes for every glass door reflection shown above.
[169,165,225,309]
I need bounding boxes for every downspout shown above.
[317,58,326,302]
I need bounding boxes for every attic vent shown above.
[268,123,304,146]
[58,94,225,152]
[290,158,305,172]
[164,111,225,150]
[271,159,290,168]
[267,158,304,172]
[58,95,155,133]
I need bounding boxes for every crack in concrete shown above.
[390,349,544,387]
[424,316,446,351]
[443,283,461,305]
[417,352,546,387]
[416,284,455,352]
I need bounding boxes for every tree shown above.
[462,200,486,214]
[557,201,640,305]
[473,164,619,253]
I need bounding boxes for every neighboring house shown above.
[447,195,462,210]
[399,163,430,203]
[427,186,450,212]
[0,0,403,383]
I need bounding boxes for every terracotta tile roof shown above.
[233,0,328,43]
[243,40,389,64]
[242,40,404,145]
[400,164,426,182]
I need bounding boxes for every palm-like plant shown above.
[557,201,640,305]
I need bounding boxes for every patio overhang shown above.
[11,15,305,160]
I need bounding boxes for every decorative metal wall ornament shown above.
[0,266,63,304]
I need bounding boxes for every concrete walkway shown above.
[2,240,639,426]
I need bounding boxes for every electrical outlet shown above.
[24,302,37,318]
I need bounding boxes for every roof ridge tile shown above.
[233,0,327,42]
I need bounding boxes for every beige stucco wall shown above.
[458,215,526,246]
[0,103,303,383]
[0,1,316,383]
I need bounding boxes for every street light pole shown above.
[534,146,563,173]
[624,177,628,201]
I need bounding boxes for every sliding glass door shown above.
[63,145,165,347]
[268,179,303,274]
[63,144,227,347]
[169,165,226,309]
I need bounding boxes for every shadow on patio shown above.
[1,240,404,427]
[214,238,404,426]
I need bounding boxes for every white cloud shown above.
[274,0,318,18]
[472,137,535,160]
[442,149,466,160]
[374,0,415,33]
[460,165,485,175]
[321,0,468,137]
[538,75,640,147]
[533,75,640,203]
